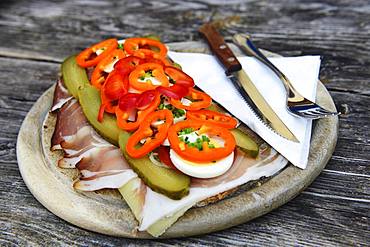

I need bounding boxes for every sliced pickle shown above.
[78,85,121,145]
[230,129,259,158]
[61,55,89,99]
[119,132,190,200]
[207,103,259,157]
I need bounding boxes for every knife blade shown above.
[198,23,299,142]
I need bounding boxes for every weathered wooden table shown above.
[0,0,369,246]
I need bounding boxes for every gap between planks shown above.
[301,191,370,203]
[0,51,62,64]
[322,169,370,178]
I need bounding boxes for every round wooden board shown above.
[16,41,338,238]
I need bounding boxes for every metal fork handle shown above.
[233,34,305,104]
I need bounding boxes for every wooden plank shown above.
[0,0,369,95]
[0,175,368,246]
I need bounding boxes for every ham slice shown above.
[51,77,87,150]
[51,78,73,112]
[51,79,137,191]
[51,99,88,151]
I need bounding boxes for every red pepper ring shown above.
[126,109,174,158]
[97,104,106,122]
[158,146,178,171]
[164,66,194,86]
[91,49,126,89]
[76,38,118,68]
[118,93,140,111]
[156,84,189,100]
[143,56,169,67]
[124,38,168,59]
[97,71,129,122]
[174,79,195,88]
[168,120,236,163]
[186,110,238,129]
[170,87,211,111]
[103,70,129,100]
[116,90,161,131]
[129,63,170,91]
[114,56,143,75]
[136,90,158,110]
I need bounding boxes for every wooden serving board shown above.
[16,42,338,238]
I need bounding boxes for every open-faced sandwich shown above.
[50,36,288,237]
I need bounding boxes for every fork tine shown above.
[297,107,339,119]
[302,111,322,118]
[295,111,319,119]
[289,100,339,119]
[316,107,339,116]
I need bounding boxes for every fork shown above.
[233,34,339,119]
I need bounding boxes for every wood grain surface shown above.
[0,0,369,246]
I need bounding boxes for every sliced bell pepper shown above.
[76,38,118,68]
[124,37,167,59]
[91,49,126,89]
[144,56,173,67]
[104,70,129,100]
[118,93,140,111]
[126,109,174,158]
[158,146,178,171]
[136,90,158,110]
[115,90,160,131]
[164,67,194,87]
[114,56,143,75]
[156,84,189,100]
[168,120,236,163]
[170,88,211,111]
[129,63,169,91]
[98,70,129,121]
[186,110,238,129]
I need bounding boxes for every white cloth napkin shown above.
[168,51,321,169]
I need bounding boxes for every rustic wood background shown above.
[0,0,369,246]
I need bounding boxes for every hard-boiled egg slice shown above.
[169,149,234,178]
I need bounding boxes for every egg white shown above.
[169,149,234,178]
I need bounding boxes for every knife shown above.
[198,23,299,142]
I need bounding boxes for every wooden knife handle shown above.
[198,23,242,74]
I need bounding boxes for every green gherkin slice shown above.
[119,132,190,200]
[78,85,121,146]
[207,103,259,157]
[61,55,90,99]
[230,129,259,158]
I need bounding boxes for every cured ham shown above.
[51,79,137,191]
[51,99,88,150]
[51,79,88,150]
[51,78,72,112]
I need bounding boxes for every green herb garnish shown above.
[179,128,194,135]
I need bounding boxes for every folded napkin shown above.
[168,51,321,169]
